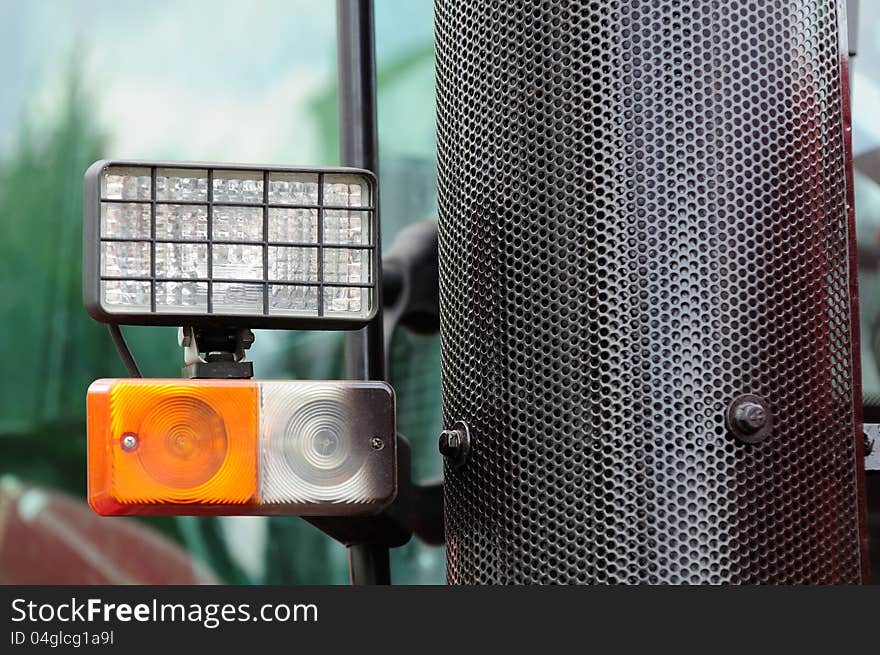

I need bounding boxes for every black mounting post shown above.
[338,0,384,382]
[348,543,391,585]
[336,0,392,585]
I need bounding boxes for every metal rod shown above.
[99,276,373,288]
[338,0,385,382]
[348,543,391,585]
[337,0,379,183]
[337,0,390,586]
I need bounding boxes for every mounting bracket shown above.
[179,326,255,379]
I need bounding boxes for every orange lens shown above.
[88,379,259,515]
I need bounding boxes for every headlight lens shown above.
[84,160,377,329]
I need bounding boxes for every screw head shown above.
[726,395,773,444]
[734,402,767,433]
[121,433,138,452]
[370,436,385,451]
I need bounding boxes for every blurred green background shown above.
[0,0,441,584]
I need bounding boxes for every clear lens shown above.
[212,282,264,314]
[323,174,370,207]
[259,381,393,506]
[101,202,152,239]
[101,167,151,200]
[213,170,264,204]
[101,280,151,312]
[269,285,319,315]
[213,244,263,280]
[155,281,208,313]
[323,248,370,284]
[268,208,318,243]
[268,172,319,205]
[324,210,370,245]
[155,243,208,279]
[213,206,263,241]
[101,241,151,277]
[156,205,208,240]
[156,168,208,202]
[268,246,319,282]
[324,286,370,316]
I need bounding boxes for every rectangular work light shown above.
[87,379,396,516]
[83,160,378,329]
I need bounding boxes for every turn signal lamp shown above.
[83,160,378,330]
[87,379,396,516]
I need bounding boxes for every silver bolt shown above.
[439,430,462,456]
[734,402,767,434]
[121,433,138,452]
[726,395,772,444]
[370,437,385,451]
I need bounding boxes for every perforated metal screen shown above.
[436,0,868,583]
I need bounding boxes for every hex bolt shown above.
[439,430,462,456]
[726,394,773,445]
[439,422,471,467]
[370,436,385,451]
[733,402,767,434]
[121,433,138,452]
